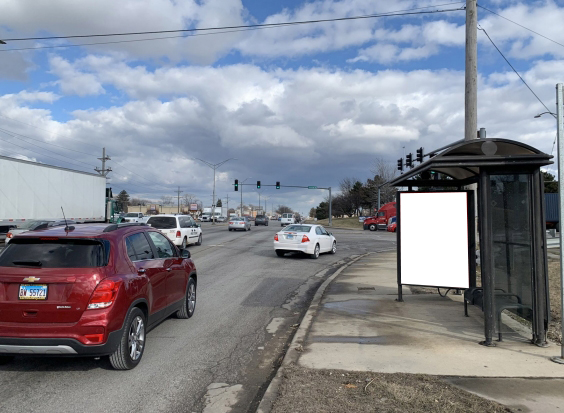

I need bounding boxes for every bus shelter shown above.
[388,138,552,346]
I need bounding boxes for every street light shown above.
[240,177,252,217]
[534,111,557,119]
[535,112,559,155]
[194,158,236,225]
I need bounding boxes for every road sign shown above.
[308,186,317,189]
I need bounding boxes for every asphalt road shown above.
[0,222,395,413]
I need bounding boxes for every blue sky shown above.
[1,0,563,215]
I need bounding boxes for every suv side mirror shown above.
[181,249,191,259]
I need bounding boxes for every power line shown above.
[0,113,101,149]
[478,26,553,115]
[0,132,94,172]
[477,4,564,50]
[0,125,96,157]
[1,4,464,42]
[0,6,465,52]
[111,159,171,187]
[0,127,97,168]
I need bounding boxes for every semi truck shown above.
[0,155,107,237]
[363,202,397,231]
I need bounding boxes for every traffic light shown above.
[416,147,424,163]
[234,179,238,191]
[397,158,403,172]
[406,153,412,168]
[257,181,261,189]
[276,181,280,189]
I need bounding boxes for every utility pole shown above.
[465,0,478,141]
[95,147,112,176]
[552,83,564,364]
[175,187,183,214]
[465,0,480,256]
[225,194,229,216]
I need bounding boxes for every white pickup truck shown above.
[120,212,148,223]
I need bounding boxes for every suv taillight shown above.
[176,230,181,238]
[87,280,121,310]
[6,232,12,238]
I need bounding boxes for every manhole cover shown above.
[358,287,375,291]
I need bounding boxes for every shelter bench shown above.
[464,287,531,341]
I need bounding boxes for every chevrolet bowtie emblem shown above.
[23,276,40,282]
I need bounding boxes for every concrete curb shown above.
[256,252,373,413]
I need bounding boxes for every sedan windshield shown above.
[147,217,177,229]
[17,220,52,230]
[124,213,139,217]
[283,225,311,233]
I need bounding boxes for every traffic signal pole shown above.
[233,182,333,226]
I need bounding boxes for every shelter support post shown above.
[467,190,476,289]
[532,168,548,346]
[479,171,495,346]
[396,191,403,302]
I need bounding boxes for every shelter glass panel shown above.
[490,174,533,325]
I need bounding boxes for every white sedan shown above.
[274,224,336,259]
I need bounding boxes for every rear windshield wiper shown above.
[12,260,43,267]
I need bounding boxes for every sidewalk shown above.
[259,251,564,413]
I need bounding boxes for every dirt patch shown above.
[547,255,562,344]
[305,217,364,230]
[270,366,510,413]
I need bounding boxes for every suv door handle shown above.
[138,268,146,274]
[166,267,172,272]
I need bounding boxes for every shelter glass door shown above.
[489,173,534,327]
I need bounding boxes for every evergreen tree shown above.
[116,190,130,205]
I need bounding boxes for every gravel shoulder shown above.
[270,366,511,413]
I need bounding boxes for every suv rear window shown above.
[147,217,177,229]
[0,239,107,268]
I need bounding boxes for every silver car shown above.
[228,217,251,231]
[5,219,76,244]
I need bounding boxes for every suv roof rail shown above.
[103,223,148,232]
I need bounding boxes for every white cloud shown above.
[1,0,245,63]
[49,56,105,96]
[0,90,60,104]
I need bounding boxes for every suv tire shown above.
[176,278,196,319]
[369,224,377,231]
[109,307,146,370]
[196,234,202,245]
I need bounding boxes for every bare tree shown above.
[181,193,198,206]
[276,205,293,214]
[369,158,398,210]
[160,195,174,206]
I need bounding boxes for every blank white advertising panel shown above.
[400,192,469,289]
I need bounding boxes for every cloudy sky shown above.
[1,0,563,215]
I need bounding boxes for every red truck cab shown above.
[363,202,396,231]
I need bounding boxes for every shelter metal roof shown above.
[389,138,553,187]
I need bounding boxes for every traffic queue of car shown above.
[0,210,395,371]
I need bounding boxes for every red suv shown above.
[0,223,198,370]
